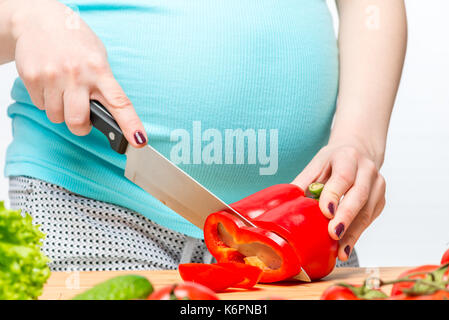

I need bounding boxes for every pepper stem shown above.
[307,182,324,200]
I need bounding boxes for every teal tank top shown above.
[5,0,338,238]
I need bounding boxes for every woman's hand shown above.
[293,139,386,262]
[9,0,147,146]
[292,0,406,262]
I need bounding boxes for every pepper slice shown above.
[178,263,244,292]
[204,184,338,282]
[179,262,262,291]
[216,262,262,289]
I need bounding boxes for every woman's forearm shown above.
[0,0,55,64]
[294,1,406,254]
[0,0,18,64]
[331,0,407,167]
[0,0,148,145]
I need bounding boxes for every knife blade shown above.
[124,144,257,229]
[89,100,311,282]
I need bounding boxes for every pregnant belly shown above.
[60,0,339,199]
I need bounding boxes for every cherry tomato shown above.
[390,265,448,296]
[321,284,387,300]
[441,248,449,265]
[320,285,360,300]
[388,291,449,300]
[147,282,219,300]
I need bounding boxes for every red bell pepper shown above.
[203,183,338,283]
[204,213,300,283]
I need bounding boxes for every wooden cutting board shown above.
[40,267,409,300]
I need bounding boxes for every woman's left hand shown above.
[292,139,386,261]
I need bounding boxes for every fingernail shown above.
[328,202,335,216]
[344,245,351,257]
[134,131,147,145]
[335,223,345,239]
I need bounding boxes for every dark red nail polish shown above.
[328,202,335,215]
[335,223,345,239]
[134,131,147,145]
[344,245,351,257]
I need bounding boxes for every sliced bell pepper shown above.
[204,183,338,283]
[179,262,262,291]
[215,262,262,289]
[178,263,244,292]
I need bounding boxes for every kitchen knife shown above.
[90,100,256,229]
[89,100,311,282]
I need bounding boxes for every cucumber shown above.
[73,275,153,300]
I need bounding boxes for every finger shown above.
[292,150,329,190]
[21,68,45,110]
[43,87,64,123]
[42,64,64,123]
[63,88,92,136]
[371,175,386,220]
[93,73,147,148]
[318,150,358,219]
[337,175,386,261]
[328,159,377,240]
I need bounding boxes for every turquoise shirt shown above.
[4,0,338,239]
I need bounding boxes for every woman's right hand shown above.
[10,0,147,146]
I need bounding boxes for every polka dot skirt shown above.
[8,176,358,271]
[8,176,213,271]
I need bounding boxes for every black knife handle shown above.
[90,100,128,154]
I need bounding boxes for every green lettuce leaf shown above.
[0,201,50,300]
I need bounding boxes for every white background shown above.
[0,0,448,267]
